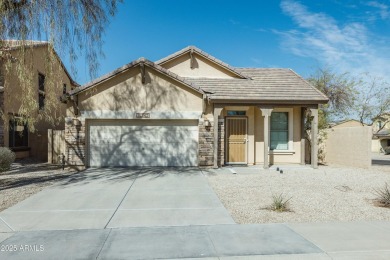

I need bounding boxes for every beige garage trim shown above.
[87,119,199,167]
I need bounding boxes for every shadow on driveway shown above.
[56,167,201,187]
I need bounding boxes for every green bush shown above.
[0,147,16,172]
[373,183,390,208]
[267,193,292,212]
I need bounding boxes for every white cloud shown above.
[367,1,390,20]
[278,0,390,82]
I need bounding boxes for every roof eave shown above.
[208,98,329,105]
[70,58,204,96]
[156,46,249,79]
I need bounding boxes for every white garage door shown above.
[88,120,199,167]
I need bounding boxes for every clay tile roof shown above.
[69,46,328,104]
[70,58,204,96]
[184,68,329,103]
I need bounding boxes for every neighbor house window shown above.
[9,119,28,147]
[38,73,45,110]
[227,111,246,116]
[270,112,288,150]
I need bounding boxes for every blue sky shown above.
[69,0,390,85]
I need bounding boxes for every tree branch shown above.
[2,0,28,11]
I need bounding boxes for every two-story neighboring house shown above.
[372,112,390,154]
[0,40,78,161]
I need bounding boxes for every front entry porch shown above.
[212,105,319,169]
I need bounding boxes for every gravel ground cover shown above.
[0,159,76,212]
[206,165,390,224]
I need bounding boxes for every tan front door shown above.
[226,117,247,164]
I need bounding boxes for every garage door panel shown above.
[90,127,197,144]
[88,120,199,167]
[90,151,197,167]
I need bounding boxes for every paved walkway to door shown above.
[0,167,234,232]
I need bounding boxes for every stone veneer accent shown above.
[65,117,86,166]
[217,119,225,166]
[198,119,214,166]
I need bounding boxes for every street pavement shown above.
[1,167,390,259]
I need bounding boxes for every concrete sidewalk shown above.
[1,221,390,259]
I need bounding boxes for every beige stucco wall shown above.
[2,46,73,161]
[160,53,239,79]
[69,65,203,117]
[372,139,381,153]
[325,126,372,168]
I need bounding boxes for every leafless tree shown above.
[0,0,123,130]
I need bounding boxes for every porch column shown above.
[300,107,306,165]
[213,105,223,168]
[309,106,319,169]
[260,107,273,169]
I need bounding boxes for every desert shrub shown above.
[267,193,292,212]
[373,183,390,208]
[0,147,16,172]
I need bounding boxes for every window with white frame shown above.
[269,108,294,152]
[270,112,289,150]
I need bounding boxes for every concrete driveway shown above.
[0,168,234,232]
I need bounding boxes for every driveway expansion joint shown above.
[103,172,139,229]
[0,216,14,232]
[96,228,112,259]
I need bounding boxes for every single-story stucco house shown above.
[63,46,328,169]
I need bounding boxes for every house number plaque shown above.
[135,113,150,119]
